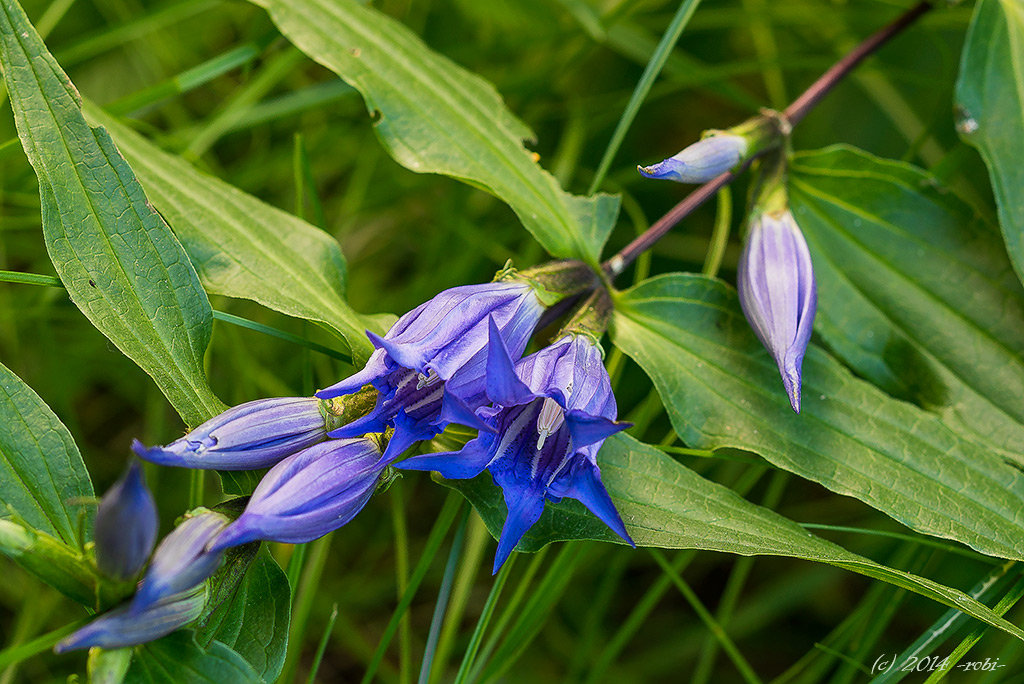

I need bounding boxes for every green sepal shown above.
[0,518,133,610]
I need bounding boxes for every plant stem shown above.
[602,0,933,279]
[781,1,932,127]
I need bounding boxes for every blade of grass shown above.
[305,604,339,684]
[212,311,351,363]
[183,47,307,158]
[0,271,61,287]
[650,549,762,684]
[0,617,91,669]
[475,544,584,684]
[53,0,218,67]
[281,533,333,684]
[419,508,470,684]
[702,186,732,278]
[740,0,787,108]
[587,0,703,194]
[470,545,551,680]
[391,482,412,684]
[566,549,630,681]
[583,551,696,684]
[798,525,995,563]
[362,493,462,684]
[106,39,271,116]
[452,556,516,684]
[693,470,788,684]
[430,513,490,682]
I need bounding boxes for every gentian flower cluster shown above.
[88,262,633,650]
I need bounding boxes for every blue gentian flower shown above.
[638,134,748,183]
[399,320,633,572]
[94,460,158,580]
[737,208,817,413]
[316,280,546,463]
[131,510,228,613]
[209,437,386,549]
[131,397,330,470]
[54,585,207,652]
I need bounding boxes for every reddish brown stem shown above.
[603,0,934,279]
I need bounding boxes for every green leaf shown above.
[0,0,223,427]
[249,0,620,266]
[443,433,1024,642]
[0,361,92,545]
[126,631,263,684]
[194,547,290,682]
[86,105,377,363]
[956,0,1024,285]
[788,146,1024,459]
[610,274,1024,562]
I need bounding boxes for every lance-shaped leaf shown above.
[127,630,263,684]
[248,0,620,267]
[610,274,1024,562]
[0,362,92,545]
[195,546,290,682]
[86,105,377,363]
[442,433,1024,642]
[956,0,1024,286]
[0,0,223,426]
[788,146,1024,459]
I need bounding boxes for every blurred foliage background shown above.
[0,0,1013,681]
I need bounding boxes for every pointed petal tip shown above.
[313,387,337,400]
[130,439,175,467]
[637,160,673,180]
[491,552,509,576]
[780,362,803,414]
[484,316,532,406]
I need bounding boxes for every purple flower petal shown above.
[54,586,206,652]
[737,209,818,412]
[316,280,545,463]
[94,460,157,580]
[399,334,631,572]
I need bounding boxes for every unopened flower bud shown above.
[94,461,157,580]
[54,585,207,652]
[209,438,386,550]
[130,511,227,614]
[638,133,748,184]
[132,397,330,470]
[737,209,817,413]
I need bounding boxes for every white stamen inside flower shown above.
[416,369,441,390]
[535,398,565,451]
